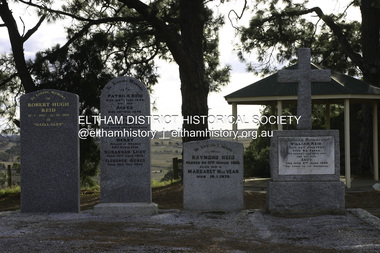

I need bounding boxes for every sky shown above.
[0,0,361,132]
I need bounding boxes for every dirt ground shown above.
[1,181,380,218]
[1,182,380,252]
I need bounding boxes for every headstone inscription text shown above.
[100,76,151,203]
[25,90,71,127]
[20,89,79,213]
[267,47,344,214]
[186,153,240,179]
[278,136,334,175]
[184,139,243,211]
[102,78,149,169]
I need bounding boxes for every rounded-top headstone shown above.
[99,77,152,203]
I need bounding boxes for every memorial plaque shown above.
[183,139,244,211]
[100,76,151,203]
[20,89,79,213]
[278,136,334,175]
[267,48,344,215]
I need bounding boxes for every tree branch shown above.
[0,73,18,89]
[22,15,46,42]
[254,7,364,70]
[0,0,36,92]
[18,0,146,23]
[117,0,188,68]
[228,0,247,29]
[309,7,363,70]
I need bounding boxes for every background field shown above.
[151,130,252,181]
[0,131,254,186]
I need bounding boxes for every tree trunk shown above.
[121,0,210,143]
[179,0,209,143]
[358,1,380,175]
[0,0,36,93]
[360,0,380,87]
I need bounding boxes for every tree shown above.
[238,0,380,176]
[0,0,40,93]
[0,0,231,183]
[0,0,231,143]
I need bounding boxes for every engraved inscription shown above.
[278,136,334,175]
[25,90,70,127]
[185,144,241,179]
[101,78,149,168]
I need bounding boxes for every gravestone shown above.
[94,76,157,215]
[20,89,79,213]
[267,48,345,215]
[277,48,331,130]
[183,139,244,211]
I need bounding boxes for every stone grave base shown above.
[183,201,244,212]
[267,181,345,215]
[94,203,158,215]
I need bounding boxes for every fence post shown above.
[173,157,179,180]
[7,165,12,187]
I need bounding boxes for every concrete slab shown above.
[94,203,158,215]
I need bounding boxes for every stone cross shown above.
[277,48,331,130]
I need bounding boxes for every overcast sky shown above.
[0,0,360,132]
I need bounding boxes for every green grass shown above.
[80,184,100,193]
[152,179,180,188]
[0,180,177,198]
[0,185,20,196]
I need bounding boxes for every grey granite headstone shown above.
[267,130,345,215]
[278,48,330,130]
[268,48,344,215]
[94,76,157,215]
[20,89,79,213]
[183,139,244,211]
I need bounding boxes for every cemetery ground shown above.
[1,180,380,252]
[1,135,380,251]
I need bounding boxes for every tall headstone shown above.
[20,89,79,213]
[94,76,157,215]
[267,48,345,215]
[277,48,331,130]
[183,139,244,211]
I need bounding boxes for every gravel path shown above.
[0,209,379,252]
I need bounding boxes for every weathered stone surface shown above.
[183,139,244,211]
[96,77,157,215]
[267,181,345,215]
[20,89,79,213]
[99,77,151,203]
[373,183,380,191]
[270,130,340,182]
[268,48,344,215]
[278,136,335,175]
[277,48,331,130]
